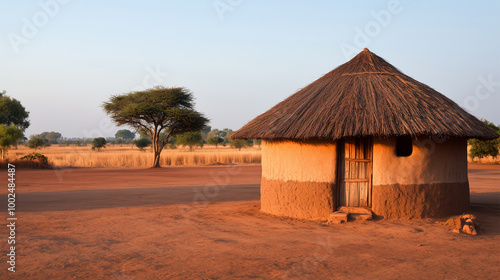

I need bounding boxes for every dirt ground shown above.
[0,163,499,280]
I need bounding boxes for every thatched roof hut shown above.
[233,48,498,220]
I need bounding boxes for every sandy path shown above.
[4,165,261,193]
[0,164,498,279]
[16,184,259,212]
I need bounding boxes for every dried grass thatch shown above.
[232,49,499,141]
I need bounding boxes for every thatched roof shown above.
[232,49,499,141]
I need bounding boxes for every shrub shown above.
[230,139,253,151]
[134,138,152,150]
[27,135,50,150]
[1,152,54,169]
[207,136,224,147]
[177,132,203,151]
[92,137,107,151]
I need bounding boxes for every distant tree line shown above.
[131,126,260,152]
[19,126,261,154]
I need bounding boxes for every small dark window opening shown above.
[396,136,413,157]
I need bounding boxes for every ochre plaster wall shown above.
[372,136,468,185]
[262,140,337,183]
[371,137,469,219]
[260,140,337,219]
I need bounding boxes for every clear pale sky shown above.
[1,0,499,138]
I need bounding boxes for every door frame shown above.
[336,137,373,209]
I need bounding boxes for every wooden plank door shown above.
[338,137,372,207]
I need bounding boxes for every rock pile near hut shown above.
[445,214,480,235]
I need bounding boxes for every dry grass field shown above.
[5,144,262,168]
[4,143,497,169]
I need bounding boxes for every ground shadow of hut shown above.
[231,48,499,220]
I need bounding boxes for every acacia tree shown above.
[103,87,208,167]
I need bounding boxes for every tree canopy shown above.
[103,86,208,167]
[134,137,152,150]
[0,92,29,159]
[39,131,62,144]
[0,124,24,159]
[115,129,135,140]
[0,91,30,131]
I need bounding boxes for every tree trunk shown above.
[152,130,164,168]
[153,150,162,168]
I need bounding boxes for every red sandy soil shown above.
[0,163,499,279]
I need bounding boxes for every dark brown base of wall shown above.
[261,178,335,220]
[371,182,470,219]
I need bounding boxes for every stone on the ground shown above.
[338,206,372,215]
[329,212,348,224]
[350,213,373,221]
[445,214,480,235]
[462,214,477,220]
[462,224,478,235]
